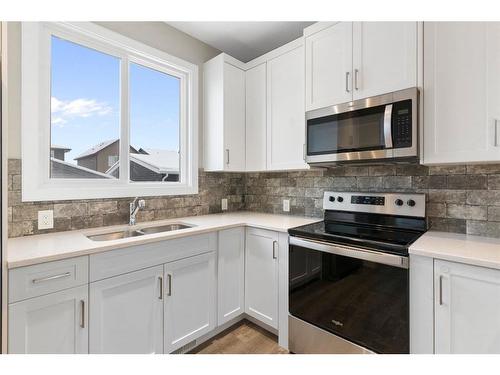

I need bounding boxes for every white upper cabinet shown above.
[245,63,267,171]
[352,22,417,100]
[424,22,500,164]
[217,228,245,325]
[435,259,500,354]
[9,286,88,354]
[164,252,216,353]
[203,54,246,171]
[89,266,164,354]
[305,22,418,111]
[305,22,353,111]
[266,44,309,171]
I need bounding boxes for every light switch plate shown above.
[38,210,54,230]
[283,199,290,212]
[221,198,228,211]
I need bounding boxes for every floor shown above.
[191,320,288,354]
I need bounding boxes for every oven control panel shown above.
[323,191,425,218]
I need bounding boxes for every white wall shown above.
[5,21,221,167]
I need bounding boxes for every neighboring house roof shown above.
[106,149,179,176]
[51,144,71,152]
[74,139,118,160]
[50,158,113,179]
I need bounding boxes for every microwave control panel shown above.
[392,99,412,148]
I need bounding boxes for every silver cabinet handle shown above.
[495,119,499,147]
[32,272,71,284]
[439,275,443,305]
[158,276,163,300]
[272,241,278,260]
[354,69,359,90]
[225,149,230,165]
[345,71,350,93]
[167,274,172,296]
[80,300,85,328]
[303,144,306,161]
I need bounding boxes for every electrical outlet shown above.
[283,199,290,212]
[38,210,54,230]
[221,198,228,211]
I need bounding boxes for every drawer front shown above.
[9,256,89,303]
[90,233,216,282]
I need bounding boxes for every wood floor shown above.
[191,320,288,354]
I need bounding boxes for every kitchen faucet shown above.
[129,197,146,225]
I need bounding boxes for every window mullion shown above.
[120,56,130,184]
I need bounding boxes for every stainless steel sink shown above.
[86,223,194,241]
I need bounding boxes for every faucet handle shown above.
[138,199,146,209]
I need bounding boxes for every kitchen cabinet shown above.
[164,252,216,353]
[245,63,267,171]
[434,259,500,354]
[8,285,88,354]
[89,265,164,354]
[423,22,500,164]
[304,22,418,111]
[266,44,308,171]
[245,228,279,329]
[203,54,246,171]
[217,228,245,325]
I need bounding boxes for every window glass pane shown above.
[50,35,120,179]
[129,62,181,182]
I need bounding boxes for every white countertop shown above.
[409,231,500,270]
[7,211,320,269]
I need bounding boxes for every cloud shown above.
[51,96,113,127]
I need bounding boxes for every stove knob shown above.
[407,199,416,207]
[337,196,344,203]
[395,199,404,206]
[329,196,335,202]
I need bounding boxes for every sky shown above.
[50,35,180,165]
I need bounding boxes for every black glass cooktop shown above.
[288,220,425,256]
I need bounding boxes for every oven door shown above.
[288,237,409,354]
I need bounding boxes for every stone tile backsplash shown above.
[8,158,500,239]
[7,159,244,237]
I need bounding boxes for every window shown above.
[22,22,198,201]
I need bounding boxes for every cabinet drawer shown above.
[9,256,89,303]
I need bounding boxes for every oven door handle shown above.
[289,236,408,269]
[383,104,393,149]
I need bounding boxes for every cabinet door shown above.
[424,22,500,164]
[245,63,267,171]
[435,259,500,354]
[352,22,417,100]
[305,22,353,110]
[245,228,279,329]
[224,62,246,171]
[89,265,163,354]
[267,45,308,171]
[218,228,245,325]
[9,285,88,353]
[164,252,216,353]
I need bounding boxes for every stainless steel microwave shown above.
[305,88,419,165]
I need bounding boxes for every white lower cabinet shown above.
[164,252,217,353]
[8,285,88,354]
[89,265,164,354]
[245,228,279,329]
[217,228,245,325]
[435,259,500,354]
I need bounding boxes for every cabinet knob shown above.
[407,199,416,207]
[395,199,404,206]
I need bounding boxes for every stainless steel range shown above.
[288,191,426,354]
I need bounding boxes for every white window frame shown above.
[21,22,198,201]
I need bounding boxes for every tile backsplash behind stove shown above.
[8,158,500,239]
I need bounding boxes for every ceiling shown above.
[167,22,315,62]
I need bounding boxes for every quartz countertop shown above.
[7,211,320,269]
[409,231,500,270]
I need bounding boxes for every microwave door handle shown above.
[383,104,393,149]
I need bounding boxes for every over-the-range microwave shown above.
[305,87,419,165]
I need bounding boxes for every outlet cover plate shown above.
[38,210,54,230]
[221,198,228,211]
[283,199,290,212]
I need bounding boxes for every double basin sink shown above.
[87,223,194,241]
